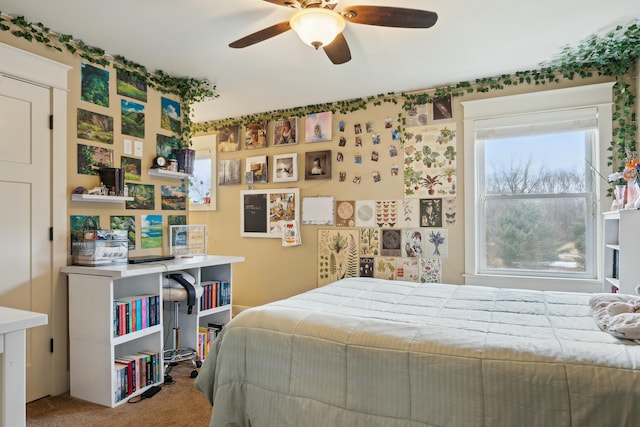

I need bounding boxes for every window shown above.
[188,134,216,211]
[463,83,614,292]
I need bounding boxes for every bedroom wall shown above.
[191,74,618,311]
[0,30,623,314]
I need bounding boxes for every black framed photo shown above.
[305,150,331,180]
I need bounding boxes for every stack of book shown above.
[99,167,125,196]
[114,350,162,402]
[113,294,160,337]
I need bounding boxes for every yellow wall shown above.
[0,29,620,315]
[192,74,616,311]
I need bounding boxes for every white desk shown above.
[0,307,48,427]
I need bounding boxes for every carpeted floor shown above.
[26,364,212,426]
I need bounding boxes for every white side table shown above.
[0,307,48,427]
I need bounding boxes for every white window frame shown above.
[462,82,614,292]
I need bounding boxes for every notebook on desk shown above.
[128,255,176,264]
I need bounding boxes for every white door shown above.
[0,75,52,402]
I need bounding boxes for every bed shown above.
[195,277,640,427]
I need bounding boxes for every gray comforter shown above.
[195,278,640,426]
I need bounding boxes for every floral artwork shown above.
[317,229,360,286]
[359,228,380,256]
[374,257,397,280]
[398,199,420,227]
[403,123,457,198]
[420,258,442,283]
[426,229,448,258]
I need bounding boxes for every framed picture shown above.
[217,125,240,152]
[305,150,331,180]
[169,224,207,257]
[305,111,332,142]
[273,153,298,183]
[246,155,268,184]
[244,121,268,149]
[240,188,300,238]
[432,95,453,122]
[273,117,298,146]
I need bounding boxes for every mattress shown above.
[195,277,640,426]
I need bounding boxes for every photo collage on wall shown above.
[72,62,188,253]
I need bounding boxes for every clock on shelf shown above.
[152,156,167,169]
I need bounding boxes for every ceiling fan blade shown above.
[262,0,296,7]
[229,21,292,48]
[342,6,438,28]
[323,32,351,64]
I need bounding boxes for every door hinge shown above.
[49,115,53,130]
[49,227,53,241]
[50,338,54,353]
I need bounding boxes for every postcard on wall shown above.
[116,70,147,103]
[121,99,145,138]
[110,215,136,250]
[140,215,162,249]
[355,200,376,227]
[305,111,332,142]
[81,63,109,107]
[77,109,113,144]
[335,200,355,227]
[126,183,155,210]
[302,196,334,225]
[77,143,113,175]
[160,97,181,134]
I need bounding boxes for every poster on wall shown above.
[403,123,457,198]
[140,214,162,249]
[110,215,136,250]
[317,228,360,286]
[77,109,114,144]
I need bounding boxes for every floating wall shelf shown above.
[148,169,192,179]
[71,194,133,203]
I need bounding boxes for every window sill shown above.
[463,273,602,293]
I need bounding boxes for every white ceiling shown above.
[1,0,639,122]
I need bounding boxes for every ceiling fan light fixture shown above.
[289,8,346,49]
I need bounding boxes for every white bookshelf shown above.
[603,210,640,294]
[62,255,244,407]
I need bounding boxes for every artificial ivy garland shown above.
[0,11,637,173]
[0,12,218,146]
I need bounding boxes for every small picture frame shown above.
[246,155,268,184]
[273,153,298,183]
[432,95,453,122]
[305,150,331,180]
[169,224,207,257]
[273,117,298,146]
[305,111,332,142]
[245,121,268,150]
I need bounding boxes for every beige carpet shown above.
[27,364,212,427]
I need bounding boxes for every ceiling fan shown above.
[229,0,438,64]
